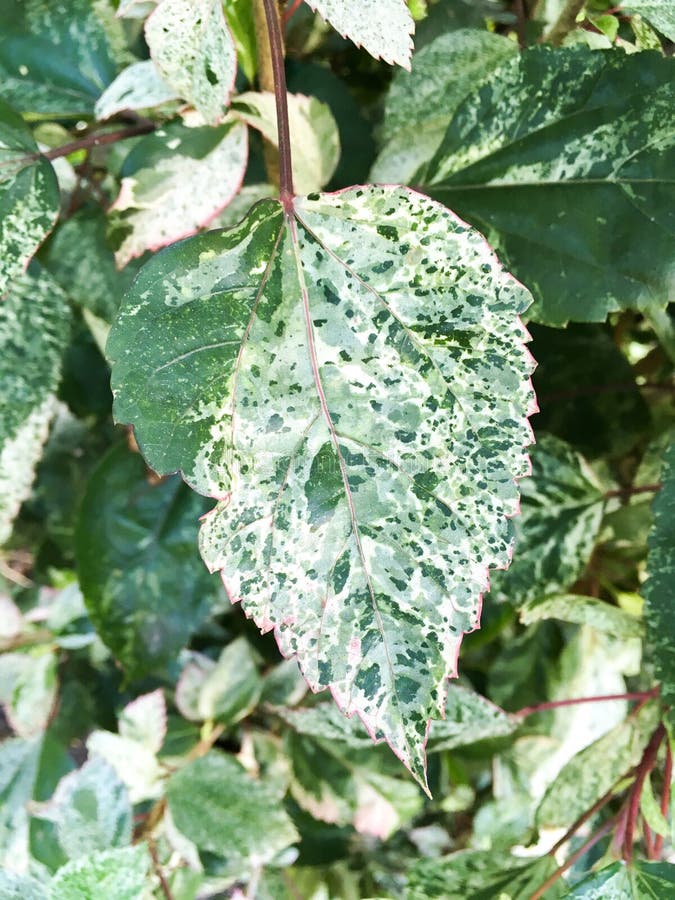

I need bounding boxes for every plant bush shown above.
[0,0,674,897]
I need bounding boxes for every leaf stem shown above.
[261,0,294,208]
[513,687,659,719]
[653,741,672,857]
[604,483,662,500]
[544,0,586,45]
[42,123,155,161]
[623,724,665,861]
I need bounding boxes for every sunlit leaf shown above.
[624,1,675,41]
[95,59,177,120]
[49,845,151,900]
[566,860,675,898]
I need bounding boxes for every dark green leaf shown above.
[565,860,675,898]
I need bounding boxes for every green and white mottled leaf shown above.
[95,59,177,120]
[166,752,298,872]
[371,29,516,184]
[0,737,42,870]
[108,185,535,785]
[407,850,563,900]
[0,101,59,294]
[490,435,606,606]
[624,1,675,42]
[36,757,132,860]
[119,689,166,754]
[117,0,157,18]
[145,0,236,124]
[0,871,45,900]
[76,445,221,678]
[426,684,515,753]
[174,638,261,724]
[643,441,675,726]
[640,772,670,838]
[536,703,659,828]
[111,118,247,266]
[520,594,643,639]
[49,845,151,900]
[423,46,675,326]
[565,860,675,899]
[232,92,340,194]
[304,0,414,68]
[0,651,58,737]
[0,268,70,544]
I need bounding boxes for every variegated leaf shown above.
[145,0,236,125]
[624,1,675,42]
[304,0,414,68]
[95,59,178,120]
[0,100,60,295]
[108,185,535,786]
[111,118,247,266]
[422,46,675,326]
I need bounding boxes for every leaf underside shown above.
[108,185,535,786]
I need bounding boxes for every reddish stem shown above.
[605,483,662,500]
[653,741,672,858]
[43,123,155,161]
[284,0,304,24]
[644,819,655,860]
[514,688,659,719]
[261,0,294,208]
[623,725,666,862]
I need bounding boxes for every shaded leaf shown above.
[304,0,414,68]
[520,594,642,640]
[624,1,675,42]
[0,651,58,737]
[95,59,177,120]
[118,689,166,754]
[423,46,675,326]
[0,100,59,294]
[371,29,516,184]
[0,737,42,870]
[426,684,515,752]
[565,860,675,898]
[49,845,150,900]
[76,444,221,678]
[166,752,298,871]
[108,185,535,785]
[490,435,606,606]
[145,0,236,124]
[0,267,70,544]
[643,441,675,726]
[232,92,340,194]
[111,117,247,266]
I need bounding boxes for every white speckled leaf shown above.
[0,100,60,295]
[232,92,340,194]
[0,268,71,545]
[624,1,675,41]
[305,0,414,68]
[145,0,236,124]
[95,59,178,120]
[423,46,675,326]
[111,118,247,266]
[108,185,535,786]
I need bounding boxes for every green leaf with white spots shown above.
[0,651,58,738]
[0,267,70,545]
[49,845,151,900]
[489,435,606,607]
[232,92,340,194]
[520,594,643,640]
[304,0,414,68]
[565,860,675,898]
[108,185,535,786]
[426,684,515,753]
[643,441,675,728]
[0,871,45,900]
[624,1,675,42]
[422,46,675,326]
[371,29,516,185]
[94,59,178,121]
[0,101,59,295]
[111,117,248,267]
[145,0,237,125]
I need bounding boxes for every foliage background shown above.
[0,0,674,897]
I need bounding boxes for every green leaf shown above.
[36,757,132,860]
[174,638,262,724]
[49,845,151,900]
[639,772,670,839]
[223,0,257,84]
[145,0,237,125]
[643,441,675,725]
[536,703,659,828]
[304,0,414,68]
[422,46,675,326]
[624,1,675,42]
[565,860,675,898]
[0,267,70,544]
[108,185,535,785]
[0,737,42,870]
[371,29,516,185]
[95,60,178,121]
[232,92,340,194]
[489,435,606,606]
[0,0,125,118]
[76,444,221,678]
[166,752,298,871]
[406,850,563,900]
[0,101,59,294]
[111,118,247,266]
[0,650,58,737]
[520,594,642,640]
[426,684,515,752]
[0,872,45,900]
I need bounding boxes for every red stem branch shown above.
[514,688,659,719]
[42,123,155,161]
[653,741,672,858]
[284,0,304,24]
[604,483,662,500]
[623,725,666,862]
[261,0,294,208]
